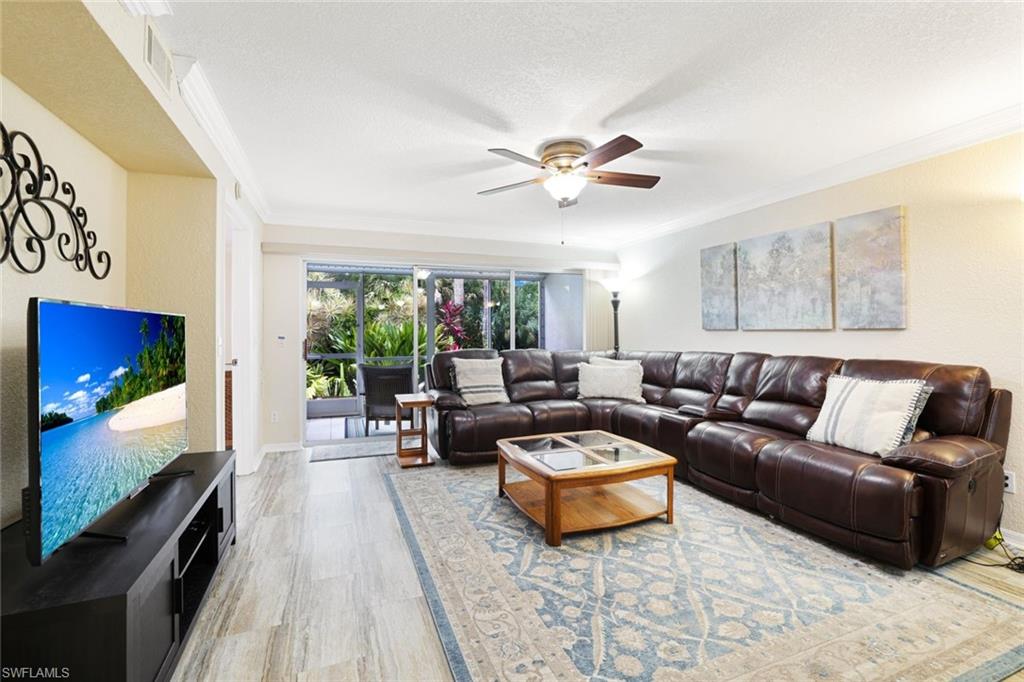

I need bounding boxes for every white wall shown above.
[617,133,1024,533]
[0,78,128,526]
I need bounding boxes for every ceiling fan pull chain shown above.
[560,209,565,246]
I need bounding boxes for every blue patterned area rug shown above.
[385,464,1024,682]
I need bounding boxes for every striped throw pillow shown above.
[806,375,928,455]
[451,357,509,406]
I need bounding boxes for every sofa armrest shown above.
[882,435,1004,479]
[677,404,740,421]
[428,388,467,411]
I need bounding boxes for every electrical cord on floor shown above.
[961,528,1024,573]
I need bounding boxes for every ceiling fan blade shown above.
[586,170,660,189]
[477,177,543,196]
[572,134,643,170]
[487,148,549,170]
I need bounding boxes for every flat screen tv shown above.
[25,299,188,564]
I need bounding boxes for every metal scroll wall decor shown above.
[0,121,112,280]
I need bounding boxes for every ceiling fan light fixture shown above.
[543,172,588,202]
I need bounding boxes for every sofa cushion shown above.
[715,352,770,414]
[501,349,560,402]
[742,355,843,435]
[580,398,627,431]
[431,349,499,390]
[448,403,534,453]
[661,351,732,409]
[552,350,616,399]
[686,421,799,490]
[578,363,643,402]
[617,351,681,403]
[840,359,991,437]
[806,375,929,455]
[525,400,591,434]
[610,404,677,448]
[452,357,509,405]
[756,439,919,541]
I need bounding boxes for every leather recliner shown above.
[425,347,1012,569]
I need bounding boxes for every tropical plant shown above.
[323,319,450,358]
[305,320,452,398]
[305,362,349,399]
[437,301,467,350]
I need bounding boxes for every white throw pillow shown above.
[590,356,642,370]
[806,375,928,455]
[451,357,509,406]
[578,363,644,403]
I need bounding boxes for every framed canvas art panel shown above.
[835,206,907,330]
[700,242,738,330]
[737,222,833,330]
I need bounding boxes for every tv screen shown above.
[27,299,188,563]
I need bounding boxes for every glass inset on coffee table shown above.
[496,430,677,546]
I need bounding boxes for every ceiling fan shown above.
[478,134,660,208]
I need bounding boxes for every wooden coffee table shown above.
[497,430,676,546]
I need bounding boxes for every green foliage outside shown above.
[306,319,452,399]
[95,316,186,413]
[40,411,73,432]
[491,280,540,349]
[305,271,542,400]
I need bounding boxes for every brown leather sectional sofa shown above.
[426,348,1013,569]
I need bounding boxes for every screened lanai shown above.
[304,263,584,443]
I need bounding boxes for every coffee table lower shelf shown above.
[501,479,668,545]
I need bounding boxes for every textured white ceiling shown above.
[156,2,1021,248]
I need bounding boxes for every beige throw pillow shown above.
[578,362,644,402]
[451,357,509,406]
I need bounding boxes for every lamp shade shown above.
[602,277,625,294]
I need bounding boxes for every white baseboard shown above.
[999,527,1024,551]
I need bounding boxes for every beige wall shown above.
[616,133,1024,533]
[0,78,129,525]
[127,173,220,453]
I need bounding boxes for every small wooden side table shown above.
[394,392,434,468]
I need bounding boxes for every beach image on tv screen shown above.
[37,301,187,558]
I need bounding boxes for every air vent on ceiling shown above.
[144,19,174,93]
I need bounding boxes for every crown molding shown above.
[619,105,1023,248]
[265,208,598,248]
[176,61,271,220]
[118,0,173,17]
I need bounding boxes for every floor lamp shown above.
[610,290,621,353]
[603,278,624,353]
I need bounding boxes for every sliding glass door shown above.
[306,265,418,419]
[306,263,584,421]
[422,269,581,358]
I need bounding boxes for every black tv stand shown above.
[2,450,235,682]
[151,469,196,480]
[79,530,128,543]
